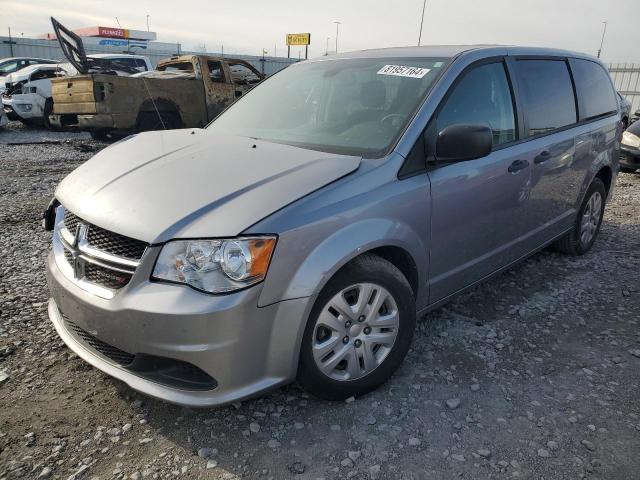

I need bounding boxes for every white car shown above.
[60,53,153,77]
[2,54,152,129]
[2,64,70,128]
[0,57,58,95]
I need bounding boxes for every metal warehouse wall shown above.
[4,36,638,112]
[0,36,298,76]
[608,63,640,114]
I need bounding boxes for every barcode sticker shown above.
[377,65,430,78]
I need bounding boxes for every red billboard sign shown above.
[98,27,127,38]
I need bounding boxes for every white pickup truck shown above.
[2,54,152,129]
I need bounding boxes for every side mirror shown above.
[436,123,493,162]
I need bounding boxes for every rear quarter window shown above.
[514,59,577,137]
[569,58,617,121]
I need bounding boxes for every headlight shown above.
[622,131,640,148]
[151,237,276,293]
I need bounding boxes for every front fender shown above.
[259,217,428,308]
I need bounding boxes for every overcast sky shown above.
[3,0,638,61]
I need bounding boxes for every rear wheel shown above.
[297,254,416,400]
[136,111,181,132]
[90,130,112,141]
[554,178,606,256]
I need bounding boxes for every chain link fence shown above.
[608,63,640,114]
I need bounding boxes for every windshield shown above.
[0,61,19,75]
[208,57,448,156]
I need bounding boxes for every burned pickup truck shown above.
[48,18,264,139]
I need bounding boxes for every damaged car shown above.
[0,57,58,95]
[48,18,264,139]
[3,54,152,129]
[2,63,69,128]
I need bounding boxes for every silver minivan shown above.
[45,46,620,406]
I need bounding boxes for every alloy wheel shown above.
[580,191,602,246]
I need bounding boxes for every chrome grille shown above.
[87,224,147,260]
[63,211,147,261]
[63,209,80,233]
[55,206,148,297]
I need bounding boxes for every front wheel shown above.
[297,254,416,400]
[43,98,57,131]
[554,178,606,256]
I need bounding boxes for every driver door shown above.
[203,60,236,121]
[427,59,534,303]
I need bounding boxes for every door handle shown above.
[534,150,551,164]
[508,159,530,173]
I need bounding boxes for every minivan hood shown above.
[56,129,361,243]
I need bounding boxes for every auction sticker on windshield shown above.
[377,65,430,78]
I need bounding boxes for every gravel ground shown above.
[1,123,639,480]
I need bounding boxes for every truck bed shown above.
[51,74,207,131]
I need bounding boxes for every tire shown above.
[554,177,606,256]
[136,111,181,132]
[90,130,111,141]
[43,98,59,131]
[297,254,416,400]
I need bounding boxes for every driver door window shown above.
[208,61,225,83]
[437,62,516,148]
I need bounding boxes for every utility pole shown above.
[418,0,427,46]
[146,14,150,32]
[334,21,341,53]
[7,26,14,56]
[325,36,330,56]
[597,21,607,58]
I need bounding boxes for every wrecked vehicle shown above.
[2,54,152,129]
[0,57,58,94]
[2,63,69,128]
[48,18,264,139]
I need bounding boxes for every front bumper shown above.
[46,252,311,406]
[7,93,45,120]
[2,96,20,121]
[620,144,640,170]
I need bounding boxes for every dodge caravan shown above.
[45,46,621,406]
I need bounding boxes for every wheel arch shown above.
[260,218,428,310]
[138,97,181,113]
[595,165,613,196]
[135,98,183,131]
